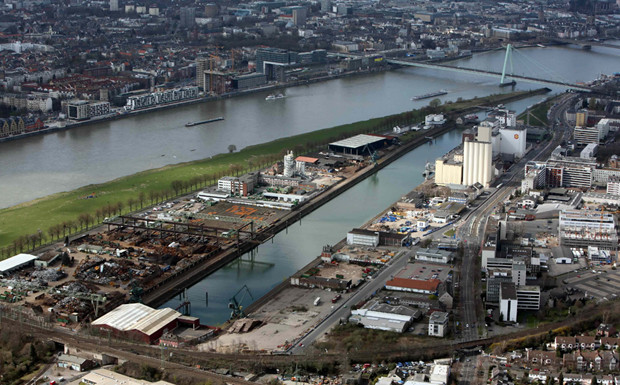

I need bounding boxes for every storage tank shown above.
[434,114,444,122]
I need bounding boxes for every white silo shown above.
[283,151,295,177]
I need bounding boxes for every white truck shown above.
[313,297,321,306]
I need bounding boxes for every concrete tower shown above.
[283,151,295,177]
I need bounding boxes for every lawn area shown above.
[0,89,544,257]
[517,100,552,127]
[443,229,455,237]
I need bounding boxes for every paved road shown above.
[291,250,413,354]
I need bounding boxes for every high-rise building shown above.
[110,0,119,12]
[575,109,588,127]
[321,0,331,12]
[462,139,492,187]
[195,58,208,91]
[292,6,307,26]
[180,7,196,29]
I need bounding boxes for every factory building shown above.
[328,134,391,156]
[434,158,463,186]
[462,139,492,187]
[349,300,421,333]
[92,303,207,344]
[0,253,39,276]
[346,229,380,247]
[415,248,454,264]
[499,127,527,158]
[385,278,441,295]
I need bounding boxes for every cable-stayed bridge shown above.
[330,44,592,92]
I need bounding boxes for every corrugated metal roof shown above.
[0,253,38,273]
[92,303,181,336]
[329,134,385,149]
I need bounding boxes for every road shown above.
[291,249,413,355]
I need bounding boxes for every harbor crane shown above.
[228,284,253,319]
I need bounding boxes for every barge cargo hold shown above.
[411,89,448,101]
[185,117,225,127]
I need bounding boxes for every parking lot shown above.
[394,261,452,282]
[199,287,352,353]
[563,267,620,301]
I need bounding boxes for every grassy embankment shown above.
[0,90,538,257]
[517,100,552,127]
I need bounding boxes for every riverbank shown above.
[0,89,548,254]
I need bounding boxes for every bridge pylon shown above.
[500,44,516,87]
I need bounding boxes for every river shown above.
[1,44,618,209]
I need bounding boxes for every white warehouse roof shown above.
[0,253,38,274]
[92,303,181,336]
[329,134,385,149]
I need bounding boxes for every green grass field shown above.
[517,100,552,127]
[0,89,541,256]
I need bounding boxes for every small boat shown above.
[266,93,286,101]
[185,117,224,127]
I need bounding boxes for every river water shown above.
[1,44,618,209]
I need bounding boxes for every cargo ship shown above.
[185,117,224,127]
[411,89,448,101]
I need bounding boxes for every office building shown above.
[574,126,600,145]
[516,286,540,310]
[462,139,492,187]
[581,143,598,159]
[321,0,331,12]
[512,260,526,286]
[195,58,208,91]
[559,209,618,250]
[292,6,307,26]
[256,48,295,80]
[110,0,118,11]
[428,311,449,337]
[607,176,620,195]
[575,109,588,127]
[180,7,196,29]
[500,282,518,322]
[217,174,257,197]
